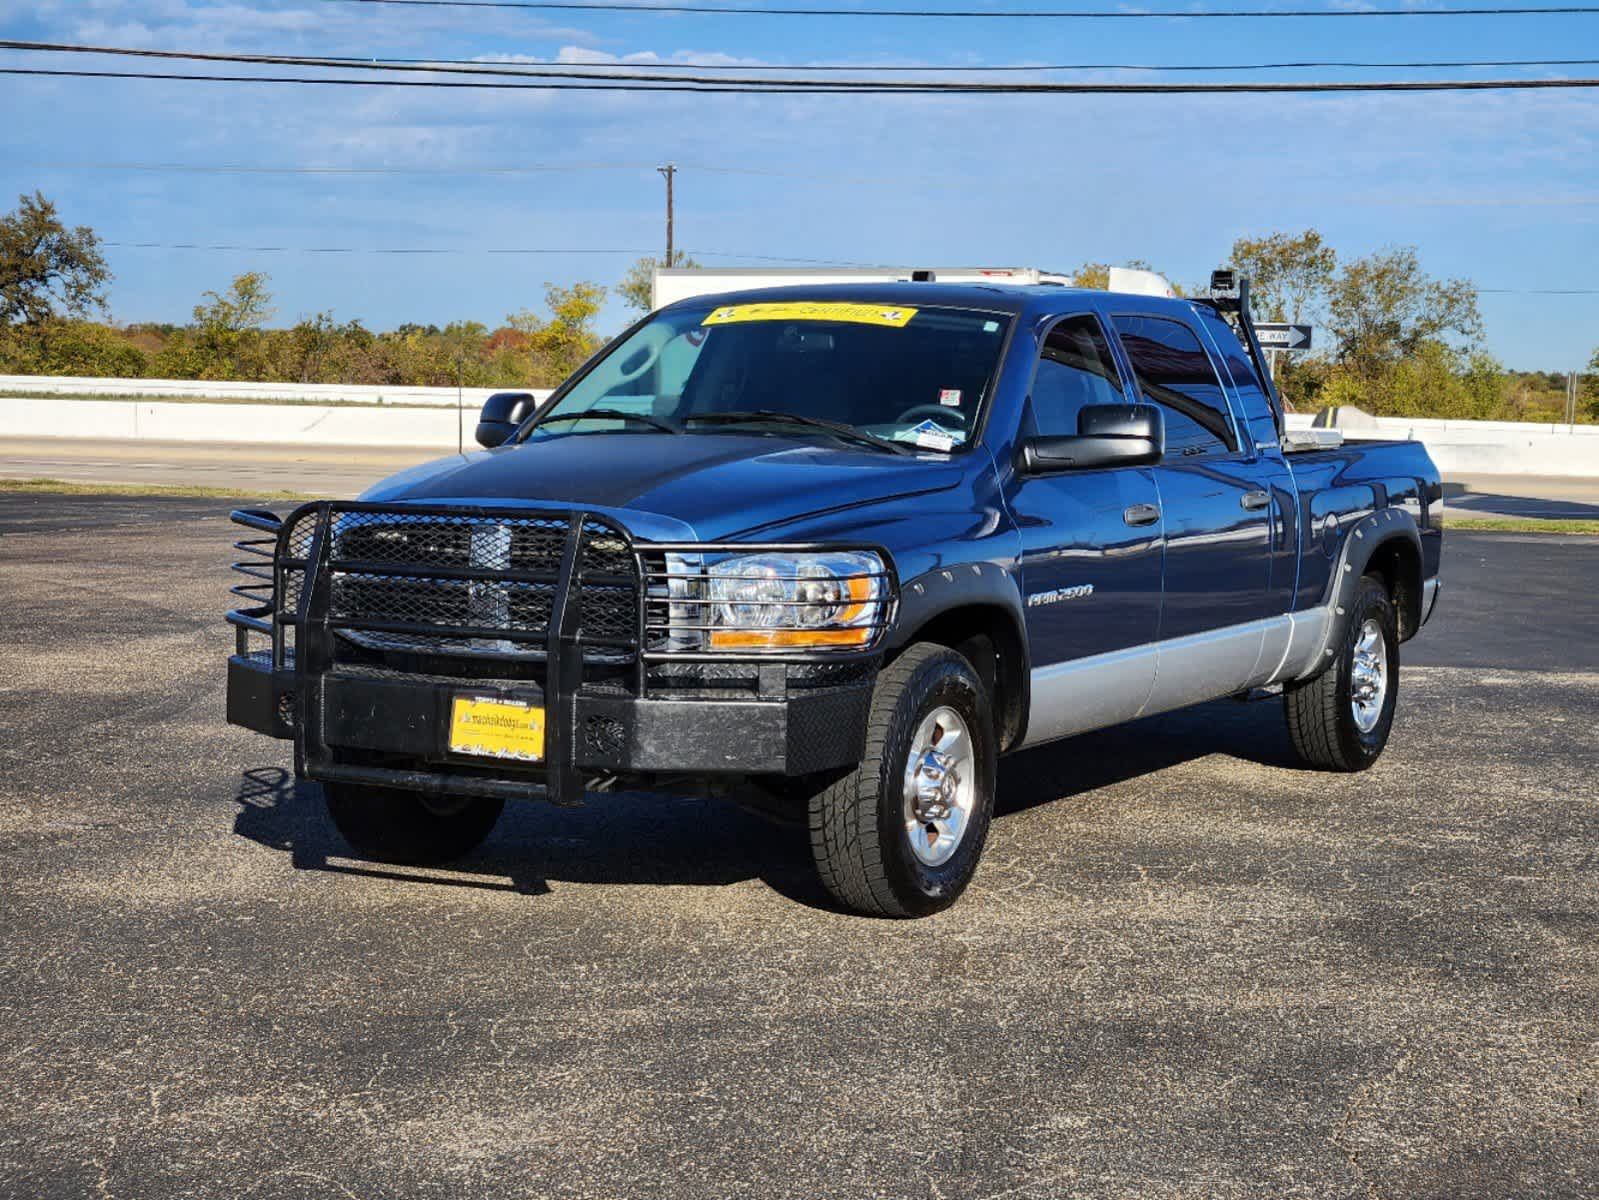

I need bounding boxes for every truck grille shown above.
[279,507,638,662]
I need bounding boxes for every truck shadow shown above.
[996,694,1303,818]
[231,696,1300,911]
[232,765,828,905]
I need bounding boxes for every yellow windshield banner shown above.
[701,301,919,329]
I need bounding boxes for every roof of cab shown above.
[661,280,1201,322]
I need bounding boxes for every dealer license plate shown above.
[448,696,546,762]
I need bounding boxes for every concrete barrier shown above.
[2,393,1595,473]
[1,396,467,449]
[0,373,549,410]
[1285,412,1599,477]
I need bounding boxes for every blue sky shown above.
[1,0,1596,368]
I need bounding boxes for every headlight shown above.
[694,551,889,649]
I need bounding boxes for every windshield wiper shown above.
[682,410,914,456]
[532,408,681,435]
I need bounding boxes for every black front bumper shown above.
[229,652,873,800]
[225,501,889,806]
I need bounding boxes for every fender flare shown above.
[888,562,1032,747]
[1297,507,1423,681]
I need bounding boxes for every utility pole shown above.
[657,163,676,268]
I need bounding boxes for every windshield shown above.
[524,299,1012,453]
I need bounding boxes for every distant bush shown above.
[0,319,147,377]
[0,273,609,390]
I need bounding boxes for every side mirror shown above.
[1017,403,1163,475]
[475,391,539,448]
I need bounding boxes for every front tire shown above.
[323,782,504,865]
[1284,574,1399,771]
[807,643,997,917]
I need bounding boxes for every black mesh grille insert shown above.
[280,508,638,662]
[338,519,476,568]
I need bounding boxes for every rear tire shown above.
[323,782,504,865]
[1284,574,1399,771]
[807,643,997,918]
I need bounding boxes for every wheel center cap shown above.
[913,748,960,822]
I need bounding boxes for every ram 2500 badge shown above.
[227,271,1442,917]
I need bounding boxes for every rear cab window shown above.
[1110,314,1239,459]
[1192,304,1279,451]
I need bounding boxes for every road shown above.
[0,435,440,496]
[3,436,1599,521]
[1,495,1595,1198]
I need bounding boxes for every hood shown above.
[359,430,964,540]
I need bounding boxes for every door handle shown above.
[1241,489,1270,511]
[1123,503,1161,527]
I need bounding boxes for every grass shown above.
[1446,516,1599,535]
[0,478,317,500]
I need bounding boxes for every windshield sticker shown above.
[894,419,964,452]
[939,389,962,406]
[702,302,919,329]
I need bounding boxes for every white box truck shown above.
[650,266,1075,310]
[650,265,1175,310]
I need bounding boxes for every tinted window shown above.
[1193,305,1275,433]
[1192,307,1264,393]
[1030,315,1125,437]
[1111,314,1236,458]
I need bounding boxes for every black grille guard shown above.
[227,501,897,806]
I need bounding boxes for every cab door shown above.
[1108,312,1274,638]
[1006,313,1163,743]
[1107,311,1276,710]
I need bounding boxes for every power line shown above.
[100,240,886,264]
[312,53,1599,72]
[320,0,1599,19]
[10,65,1599,94]
[8,40,1598,87]
[103,241,651,254]
[18,160,663,175]
[4,159,960,186]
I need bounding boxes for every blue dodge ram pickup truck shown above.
[227,270,1442,917]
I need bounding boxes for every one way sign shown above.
[1255,323,1313,351]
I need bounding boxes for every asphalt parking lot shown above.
[2,494,1596,1199]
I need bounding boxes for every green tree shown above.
[510,282,607,383]
[24,320,148,377]
[0,192,111,325]
[189,271,276,379]
[1377,342,1503,420]
[285,311,374,383]
[1584,347,1599,419]
[619,254,702,312]
[437,321,491,386]
[1324,247,1482,390]
[1228,229,1336,324]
